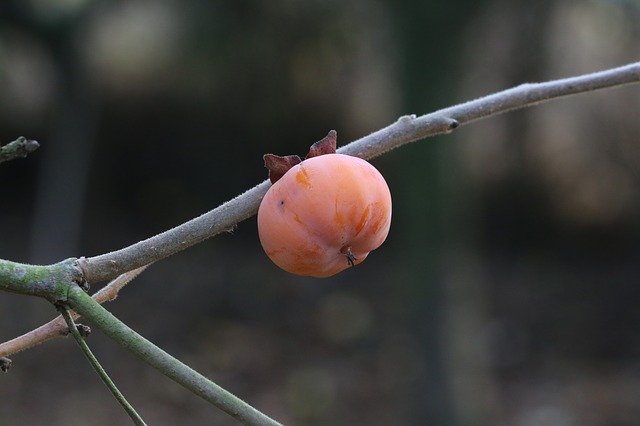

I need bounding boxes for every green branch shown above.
[58,306,147,426]
[66,285,282,426]
[0,258,84,302]
[0,266,149,358]
[0,259,279,424]
[0,137,40,164]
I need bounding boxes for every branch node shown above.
[76,324,92,338]
[73,261,90,293]
[398,114,417,123]
[0,357,11,372]
[224,224,238,234]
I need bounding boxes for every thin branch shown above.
[90,264,150,303]
[0,137,40,164]
[0,266,148,358]
[66,285,282,426]
[79,61,640,284]
[59,306,147,426]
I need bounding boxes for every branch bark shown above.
[79,61,640,284]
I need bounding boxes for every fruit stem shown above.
[344,247,357,267]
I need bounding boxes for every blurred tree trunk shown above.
[26,11,97,320]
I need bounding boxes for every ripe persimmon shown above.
[258,131,391,277]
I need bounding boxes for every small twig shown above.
[67,285,282,426]
[58,305,147,426]
[0,265,148,358]
[91,264,150,303]
[0,137,40,164]
[79,61,640,284]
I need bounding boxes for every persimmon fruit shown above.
[258,130,392,277]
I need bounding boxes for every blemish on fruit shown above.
[292,213,304,225]
[295,167,311,189]
[354,205,370,235]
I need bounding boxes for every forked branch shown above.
[0,266,148,358]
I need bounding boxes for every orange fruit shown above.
[258,141,391,277]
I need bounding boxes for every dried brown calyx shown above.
[263,130,337,184]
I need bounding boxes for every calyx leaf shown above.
[263,130,338,184]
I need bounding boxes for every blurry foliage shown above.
[1,0,639,425]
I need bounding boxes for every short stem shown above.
[59,306,147,426]
[341,246,357,267]
[66,286,282,426]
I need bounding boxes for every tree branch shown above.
[79,61,640,284]
[0,137,40,164]
[59,306,147,426]
[66,285,282,426]
[0,266,148,358]
[1,61,638,426]
[0,261,280,424]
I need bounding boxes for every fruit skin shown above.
[258,153,391,278]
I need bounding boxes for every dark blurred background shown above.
[1,1,639,425]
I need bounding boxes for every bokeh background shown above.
[1,1,639,425]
